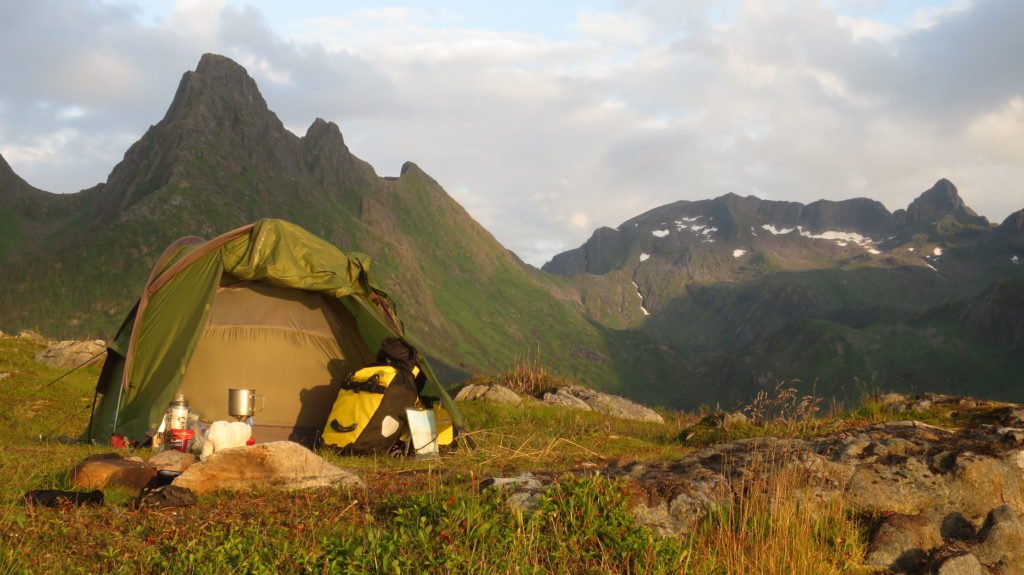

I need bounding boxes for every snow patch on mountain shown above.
[639,252,650,262]
[733,249,747,258]
[673,216,718,243]
[652,230,670,238]
[762,224,796,235]
[762,224,882,254]
[632,281,650,316]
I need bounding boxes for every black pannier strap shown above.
[338,373,388,394]
[330,419,357,433]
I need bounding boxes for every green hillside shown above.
[0,54,670,400]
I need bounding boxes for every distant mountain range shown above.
[544,177,1024,404]
[1,54,1021,408]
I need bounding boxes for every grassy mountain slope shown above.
[0,54,681,399]
[545,181,1024,406]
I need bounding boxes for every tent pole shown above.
[86,389,99,443]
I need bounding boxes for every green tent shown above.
[87,219,463,445]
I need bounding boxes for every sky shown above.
[0,0,1022,266]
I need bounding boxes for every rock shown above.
[541,388,592,411]
[864,513,942,570]
[936,553,985,575]
[34,339,106,369]
[998,428,1024,444]
[16,330,48,343]
[975,505,1024,572]
[481,474,545,515]
[72,453,157,494]
[171,441,364,494]
[542,386,664,423]
[880,393,910,406]
[720,411,748,429]
[148,450,196,473]
[0,372,10,382]
[135,485,197,509]
[481,474,544,492]
[454,383,522,407]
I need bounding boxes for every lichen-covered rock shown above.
[975,505,1024,573]
[863,513,942,570]
[617,407,1024,574]
[541,387,591,411]
[542,386,664,423]
[454,383,523,406]
[16,330,48,343]
[481,474,545,515]
[34,339,106,369]
[936,553,986,575]
[171,441,363,494]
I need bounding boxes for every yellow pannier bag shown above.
[322,365,418,454]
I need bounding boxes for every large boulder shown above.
[34,339,106,369]
[541,386,664,423]
[72,453,156,494]
[863,513,943,570]
[974,505,1024,574]
[454,383,523,406]
[171,441,364,494]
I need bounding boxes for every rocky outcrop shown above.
[454,383,524,406]
[33,339,106,369]
[455,382,665,424]
[171,441,364,494]
[540,386,665,423]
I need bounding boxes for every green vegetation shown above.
[0,336,891,574]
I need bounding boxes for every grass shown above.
[0,336,926,574]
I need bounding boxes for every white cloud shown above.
[0,0,1021,266]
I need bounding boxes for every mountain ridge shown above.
[1,53,1022,409]
[0,53,683,404]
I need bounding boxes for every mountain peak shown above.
[1000,209,1024,233]
[902,179,986,226]
[0,151,42,202]
[164,53,274,126]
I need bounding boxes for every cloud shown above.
[0,0,1021,266]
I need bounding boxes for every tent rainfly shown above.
[87,219,463,446]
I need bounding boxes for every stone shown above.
[454,383,523,407]
[148,450,196,473]
[171,441,364,494]
[34,339,106,369]
[863,513,942,570]
[16,330,48,343]
[481,474,545,515]
[975,505,1024,572]
[72,453,157,494]
[720,411,748,429]
[135,485,197,509]
[542,386,664,423]
[998,428,1024,444]
[936,553,985,575]
[0,372,10,382]
[541,388,591,411]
